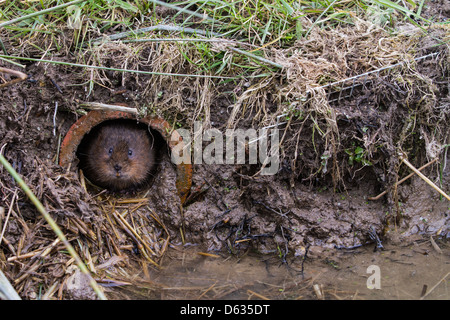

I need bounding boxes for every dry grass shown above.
[0,0,449,299]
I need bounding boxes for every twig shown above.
[7,238,61,261]
[0,67,27,88]
[0,55,237,80]
[0,0,84,29]
[420,271,450,300]
[247,289,270,300]
[103,206,122,241]
[112,210,159,268]
[42,282,59,300]
[7,250,40,262]
[0,189,17,247]
[0,154,107,300]
[14,260,40,285]
[313,284,325,300]
[115,210,157,256]
[400,154,450,201]
[53,102,58,136]
[253,200,291,220]
[78,102,138,114]
[197,252,220,258]
[196,281,217,300]
[369,158,438,200]
[429,235,442,254]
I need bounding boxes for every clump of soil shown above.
[0,10,449,299]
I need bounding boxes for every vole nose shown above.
[114,164,122,172]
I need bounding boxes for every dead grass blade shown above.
[400,154,450,201]
[0,154,107,300]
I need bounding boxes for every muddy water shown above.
[103,157,449,300]
[109,238,449,300]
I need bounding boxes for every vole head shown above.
[85,124,155,190]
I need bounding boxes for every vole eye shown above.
[108,147,113,155]
[128,149,133,156]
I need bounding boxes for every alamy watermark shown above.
[170,121,280,175]
[366,265,381,290]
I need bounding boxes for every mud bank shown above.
[0,4,449,299]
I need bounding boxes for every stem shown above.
[0,0,85,29]
[400,154,450,201]
[91,24,221,44]
[0,153,107,300]
[0,55,237,80]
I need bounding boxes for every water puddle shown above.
[106,238,449,300]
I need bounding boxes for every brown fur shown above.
[84,123,155,190]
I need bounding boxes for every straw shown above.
[400,154,450,201]
[0,153,107,300]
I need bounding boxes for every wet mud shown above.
[0,6,449,300]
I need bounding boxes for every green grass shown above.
[0,0,437,48]
[0,0,445,89]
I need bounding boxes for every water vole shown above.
[80,122,155,191]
